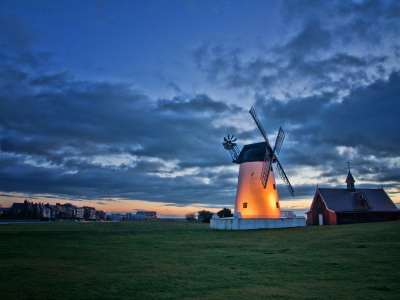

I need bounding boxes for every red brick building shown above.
[306,171,400,225]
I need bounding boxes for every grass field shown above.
[1,220,399,299]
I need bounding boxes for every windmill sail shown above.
[275,156,294,197]
[249,107,273,153]
[248,107,294,197]
[273,127,285,155]
[260,154,272,188]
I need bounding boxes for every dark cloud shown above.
[193,1,400,102]
[188,0,400,200]
[0,42,243,205]
[1,1,399,207]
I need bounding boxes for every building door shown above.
[319,214,323,226]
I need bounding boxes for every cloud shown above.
[193,1,400,102]
[187,0,400,199]
[0,40,243,205]
[0,1,399,207]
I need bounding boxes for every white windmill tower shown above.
[222,107,294,219]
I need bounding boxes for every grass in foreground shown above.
[1,221,399,299]
[0,219,208,232]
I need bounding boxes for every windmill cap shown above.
[236,142,272,164]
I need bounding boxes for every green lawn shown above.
[0,220,208,232]
[1,221,399,299]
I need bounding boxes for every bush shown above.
[185,213,196,221]
[198,210,214,223]
[217,208,233,218]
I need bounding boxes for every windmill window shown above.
[243,203,247,208]
[273,184,276,190]
[276,202,279,208]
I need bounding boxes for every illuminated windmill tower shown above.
[222,107,294,219]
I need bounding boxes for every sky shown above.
[1,0,400,216]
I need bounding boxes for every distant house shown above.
[56,203,67,218]
[306,170,400,225]
[64,203,76,218]
[40,205,51,219]
[46,204,58,218]
[11,200,33,218]
[0,208,11,218]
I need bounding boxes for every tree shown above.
[198,210,214,223]
[185,212,196,221]
[217,208,233,218]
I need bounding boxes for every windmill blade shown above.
[260,153,272,189]
[249,107,273,153]
[273,127,286,155]
[274,155,294,197]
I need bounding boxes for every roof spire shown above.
[345,162,355,190]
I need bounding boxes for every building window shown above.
[276,202,279,208]
[273,184,276,190]
[271,166,273,171]
[243,203,247,208]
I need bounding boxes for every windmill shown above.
[222,106,293,219]
[222,134,241,162]
[249,107,294,197]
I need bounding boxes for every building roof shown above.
[11,203,25,210]
[236,142,271,164]
[316,188,399,212]
[345,171,355,183]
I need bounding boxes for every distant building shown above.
[11,200,33,218]
[56,203,67,218]
[110,213,122,221]
[306,170,400,225]
[135,211,157,220]
[83,206,96,220]
[131,214,146,220]
[64,203,77,218]
[95,210,106,220]
[0,208,11,218]
[40,205,51,219]
[76,207,84,219]
[46,204,58,218]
